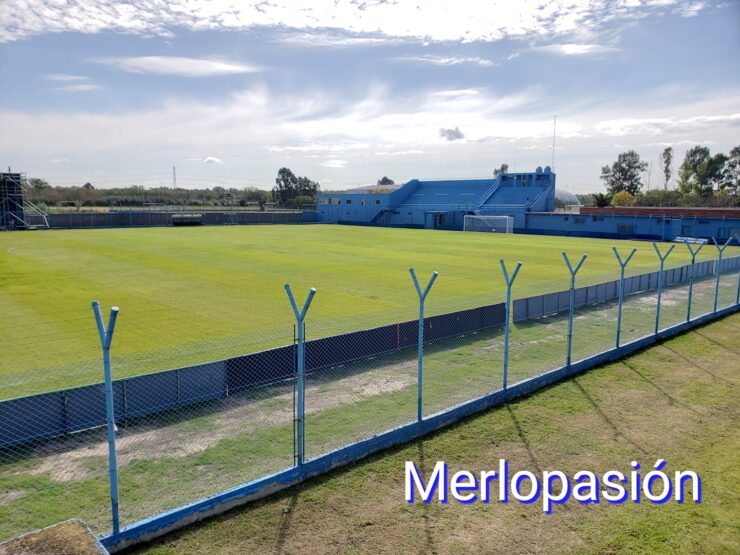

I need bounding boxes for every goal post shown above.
[463,215,514,233]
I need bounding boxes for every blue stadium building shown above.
[317,167,555,230]
[316,167,740,242]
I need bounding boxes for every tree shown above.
[28,178,50,191]
[705,153,730,192]
[377,176,394,186]
[600,150,647,195]
[592,192,612,207]
[661,147,672,190]
[611,190,636,206]
[677,146,727,196]
[493,164,509,177]
[722,145,740,195]
[272,167,319,207]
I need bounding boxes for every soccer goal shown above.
[463,215,514,233]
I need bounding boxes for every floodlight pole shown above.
[652,243,675,334]
[684,240,704,322]
[562,252,587,366]
[285,284,316,466]
[500,259,522,389]
[409,268,439,421]
[711,237,732,312]
[613,247,637,348]
[92,301,121,535]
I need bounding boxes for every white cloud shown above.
[44,73,101,91]
[55,83,102,92]
[0,1,705,44]
[45,73,89,81]
[530,43,619,56]
[595,114,740,136]
[272,31,402,48]
[431,90,480,97]
[679,2,705,17]
[92,56,262,77]
[203,156,223,164]
[4,82,739,193]
[395,55,496,67]
[267,142,369,153]
[321,159,348,168]
[374,150,424,156]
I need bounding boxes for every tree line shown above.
[591,144,739,207]
[22,168,399,210]
[22,167,328,210]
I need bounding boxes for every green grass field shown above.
[130,313,740,555]
[0,225,737,545]
[1,225,736,397]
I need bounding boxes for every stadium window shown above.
[346,199,352,205]
[617,224,635,235]
[375,199,381,205]
[574,217,585,224]
[361,199,366,205]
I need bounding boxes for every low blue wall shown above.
[42,210,308,229]
[3,257,736,449]
[513,256,738,322]
[0,303,505,448]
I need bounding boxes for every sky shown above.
[0,0,738,193]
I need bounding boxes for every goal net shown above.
[463,215,514,233]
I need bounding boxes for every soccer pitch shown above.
[0,224,737,543]
[0,224,735,396]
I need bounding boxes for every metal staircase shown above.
[1,172,50,230]
[478,179,502,206]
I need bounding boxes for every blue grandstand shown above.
[317,167,555,230]
[316,167,740,242]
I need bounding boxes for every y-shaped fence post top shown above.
[409,268,439,301]
[683,239,704,259]
[652,242,675,261]
[711,236,733,253]
[284,284,316,322]
[499,259,522,286]
[612,246,637,268]
[562,252,587,276]
[91,300,119,349]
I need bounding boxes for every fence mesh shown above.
[0,244,738,543]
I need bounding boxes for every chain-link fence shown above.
[0,240,738,547]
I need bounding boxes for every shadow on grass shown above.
[571,378,649,456]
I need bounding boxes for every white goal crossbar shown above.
[463,215,514,233]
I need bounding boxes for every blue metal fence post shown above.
[652,243,675,334]
[612,247,637,348]
[284,285,316,466]
[711,237,732,312]
[499,259,522,389]
[736,235,740,305]
[683,240,704,322]
[92,301,121,535]
[562,252,587,366]
[409,268,439,421]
